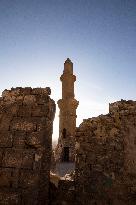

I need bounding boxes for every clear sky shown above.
[0,0,136,140]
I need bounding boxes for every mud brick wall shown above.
[0,87,55,205]
[75,100,136,205]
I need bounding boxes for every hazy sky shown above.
[0,0,136,140]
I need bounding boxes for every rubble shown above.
[50,171,75,205]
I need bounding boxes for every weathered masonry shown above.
[0,87,55,205]
[75,100,136,205]
[56,58,79,163]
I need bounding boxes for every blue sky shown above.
[0,0,136,140]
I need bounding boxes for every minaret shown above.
[58,58,79,139]
[57,58,79,162]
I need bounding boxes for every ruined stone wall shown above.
[75,100,136,205]
[0,87,55,205]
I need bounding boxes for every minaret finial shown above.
[65,58,72,64]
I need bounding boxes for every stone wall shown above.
[75,100,136,205]
[0,87,55,205]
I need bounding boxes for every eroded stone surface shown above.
[75,100,136,205]
[0,87,55,205]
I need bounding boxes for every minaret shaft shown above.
[55,58,78,163]
[58,58,79,138]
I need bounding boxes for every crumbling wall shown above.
[75,100,136,205]
[0,87,55,205]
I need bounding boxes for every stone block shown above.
[0,149,4,166]
[23,95,36,105]
[21,149,34,169]
[37,119,53,132]
[11,168,19,188]
[0,115,12,131]
[3,149,22,168]
[0,131,13,147]
[33,152,42,170]
[0,168,12,187]
[26,131,45,147]
[11,119,37,132]
[0,191,21,204]
[19,170,39,189]
[17,105,32,117]
[21,87,32,95]
[9,104,19,116]
[31,106,45,117]
[21,190,38,205]
[13,131,26,148]
[36,96,50,105]
[31,87,51,95]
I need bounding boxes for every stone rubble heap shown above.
[0,87,55,205]
[75,100,136,205]
[50,171,75,205]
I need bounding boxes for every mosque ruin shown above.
[0,59,136,205]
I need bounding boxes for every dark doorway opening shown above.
[63,147,69,162]
[62,128,67,138]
